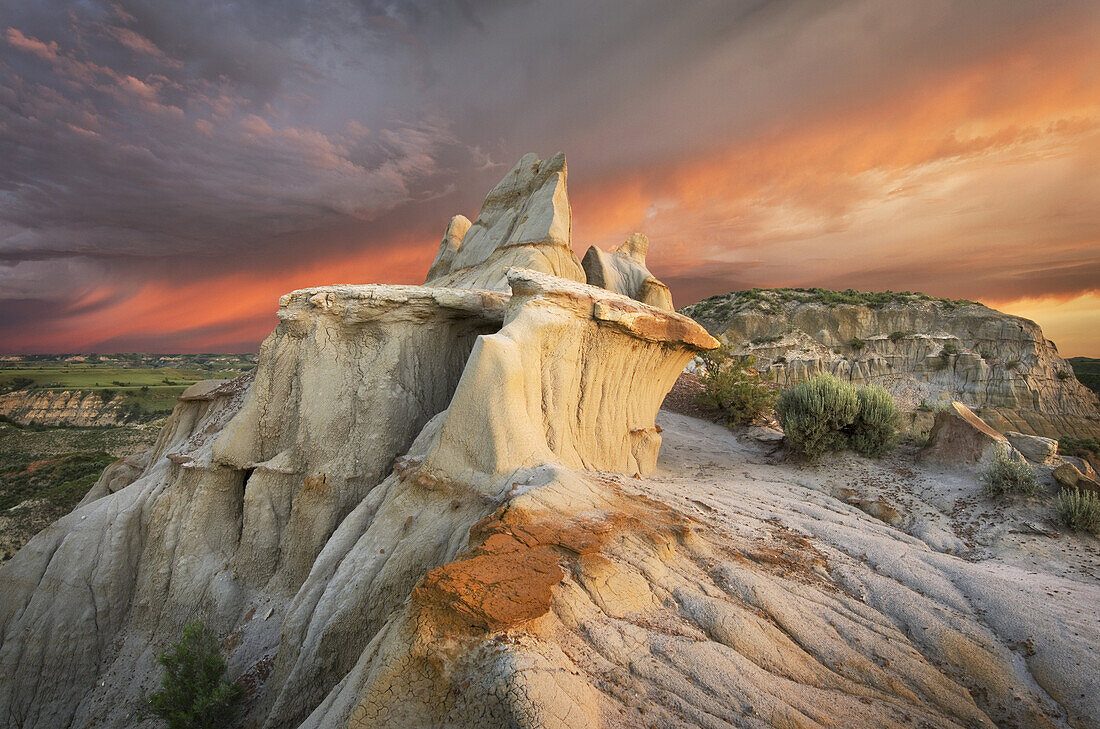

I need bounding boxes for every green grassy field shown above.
[0,354,255,420]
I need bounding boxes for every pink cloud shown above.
[5,28,60,62]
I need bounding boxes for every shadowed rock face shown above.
[683,290,1100,439]
[582,233,674,311]
[2,154,1098,729]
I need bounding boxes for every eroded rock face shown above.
[682,289,1100,438]
[581,233,674,311]
[425,152,585,291]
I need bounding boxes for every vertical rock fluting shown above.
[257,269,717,729]
[212,285,508,591]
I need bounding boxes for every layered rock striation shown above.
[683,288,1100,438]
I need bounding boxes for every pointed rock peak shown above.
[424,214,472,282]
[614,232,649,263]
[424,151,583,291]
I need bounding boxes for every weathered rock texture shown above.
[425,152,584,291]
[0,389,125,426]
[682,289,1100,438]
[581,233,674,311]
[2,154,1097,729]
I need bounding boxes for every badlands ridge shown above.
[1,153,1098,729]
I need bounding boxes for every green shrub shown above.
[851,385,901,457]
[888,331,911,342]
[696,348,777,426]
[1055,488,1100,535]
[1005,358,1021,370]
[981,450,1040,497]
[1056,370,1071,380]
[941,341,959,355]
[146,622,243,729]
[776,374,859,458]
[849,337,865,350]
[98,388,116,403]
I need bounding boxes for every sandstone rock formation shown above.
[1005,431,1059,464]
[2,154,1098,729]
[1053,461,1100,494]
[682,288,1100,439]
[920,402,1018,466]
[425,153,584,291]
[581,232,674,310]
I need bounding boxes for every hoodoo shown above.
[1,154,1097,729]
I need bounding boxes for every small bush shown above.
[851,385,901,457]
[1005,358,1021,370]
[1056,370,1071,380]
[1055,488,1100,535]
[981,450,1040,497]
[98,388,116,403]
[776,374,859,458]
[696,348,777,426]
[146,622,243,729]
[888,331,911,342]
[849,337,865,350]
[941,341,959,355]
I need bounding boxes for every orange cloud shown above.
[570,23,1100,352]
[11,238,435,353]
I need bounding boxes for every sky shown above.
[1,0,1098,355]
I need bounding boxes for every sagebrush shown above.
[1055,488,1100,534]
[981,449,1040,497]
[775,374,860,458]
[696,346,777,426]
[851,385,902,457]
[776,375,902,459]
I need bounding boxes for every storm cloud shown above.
[1,0,1098,353]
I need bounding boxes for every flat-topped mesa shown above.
[424,152,585,291]
[420,267,717,487]
[581,232,674,311]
